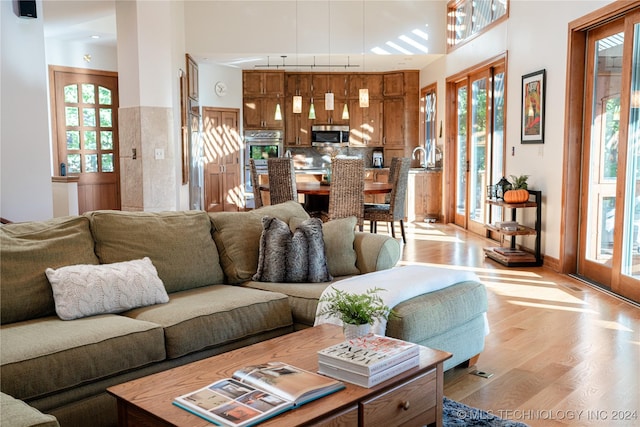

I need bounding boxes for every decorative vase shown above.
[343,323,371,340]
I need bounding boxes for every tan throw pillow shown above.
[253,217,331,283]
[45,257,169,320]
[291,216,359,277]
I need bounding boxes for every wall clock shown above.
[215,81,228,97]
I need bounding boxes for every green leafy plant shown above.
[509,174,529,190]
[317,287,395,326]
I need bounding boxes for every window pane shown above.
[84,131,97,150]
[473,0,492,33]
[98,86,112,105]
[65,107,79,126]
[99,108,112,127]
[67,154,81,173]
[64,85,78,103]
[82,84,95,104]
[102,154,114,172]
[66,131,80,150]
[456,86,468,215]
[470,78,487,222]
[100,131,113,149]
[494,0,507,20]
[83,108,96,126]
[85,154,98,172]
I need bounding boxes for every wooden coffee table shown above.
[107,324,451,427]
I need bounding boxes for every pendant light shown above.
[324,0,334,111]
[292,1,302,114]
[342,76,349,119]
[309,75,316,119]
[274,94,283,121]
[359,0,369,108]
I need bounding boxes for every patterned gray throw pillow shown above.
[253,216,331,283]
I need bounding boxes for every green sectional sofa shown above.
[0,201,487,426]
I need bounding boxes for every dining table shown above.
[259,181,392,212]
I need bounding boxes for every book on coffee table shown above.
[173,361,344,426]
[317,333,419,376]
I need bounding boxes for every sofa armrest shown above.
[353,232,401,274]
[1,393,59,427]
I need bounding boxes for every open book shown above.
[173,362,344,426]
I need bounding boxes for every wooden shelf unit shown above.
[484,190,542,267]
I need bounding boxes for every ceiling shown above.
[42,1,446,72]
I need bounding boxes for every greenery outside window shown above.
[447,0,509,51]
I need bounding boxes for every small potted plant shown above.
[504,174,530,203]
[317,287,395,339]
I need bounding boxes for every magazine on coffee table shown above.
[173,362,345,426]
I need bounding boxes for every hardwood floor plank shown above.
[394,222,640,427]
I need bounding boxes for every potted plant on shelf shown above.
[504,174,530,203]
[317,287,395,339]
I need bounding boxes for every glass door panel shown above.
[619,18,640,292]
[490,69,506,225]
[454,83,468,228]
[469,74,489,234]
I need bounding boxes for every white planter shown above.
[343,323,371,340]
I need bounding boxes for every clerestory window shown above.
[447,0,509,51]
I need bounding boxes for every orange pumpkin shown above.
[503,189,529,203]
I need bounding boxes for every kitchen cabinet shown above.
[408,170,442,222]
[243,71,284,96]
[364,168,390,203]
[383,72,404,97]
[383,97,405,147]
[285,97,311,146]
[349,74,383,99]
[243,97,284,129]
[349,99,383,146]
[483,190,542,266]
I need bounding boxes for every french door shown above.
[578,11,640,302]
[449,59,506,235]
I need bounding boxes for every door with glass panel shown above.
[579,11,640,302]
[51,68,120,213]
[451,64,505,235]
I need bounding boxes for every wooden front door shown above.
[50,66,120,213]
[202,108,241,212]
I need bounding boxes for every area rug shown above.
[444,397,530,427]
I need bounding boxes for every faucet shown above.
[412,146,427,168]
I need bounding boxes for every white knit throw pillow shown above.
[45,257,169,320]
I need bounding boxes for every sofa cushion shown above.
[0,315,165,401]
[385,280,488,343]
[209,201,310,284]
[87,210,224,293]
[45,257,169,320]
[1,392,59,427]
[291,216,359,277]
[122,285,292,359]
[0,216,99,324]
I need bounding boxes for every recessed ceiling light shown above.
[90,35,100,39]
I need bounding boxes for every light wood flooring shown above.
[390,221,640,427]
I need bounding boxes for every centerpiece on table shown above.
[503,174,530,203]
[317,287,395,339]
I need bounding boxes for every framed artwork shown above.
[521,69,546,144]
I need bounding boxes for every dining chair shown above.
[364,157,411,243]
[267,158,298,205]
[249,159,263,209]
[325,158,365,228]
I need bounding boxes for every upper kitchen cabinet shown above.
[311,74,349,98]
[243,96,284,130]
[383,73,405,97]
[243,71,284,96]
[349,74,383,99]
[349,99,383,146]
[286,73,311,97]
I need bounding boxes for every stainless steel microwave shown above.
[311,125,349,147]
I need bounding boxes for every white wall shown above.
[420,0,613,260]
[1,0,54,221]
[46,39,117,71]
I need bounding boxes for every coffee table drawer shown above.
[360,368,437,426]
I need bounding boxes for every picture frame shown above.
[521,69,546,144]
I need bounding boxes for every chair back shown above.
[249,159,263,209]
[328,158,365,225]
[267,158,298,205]
[388,157,411,219]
